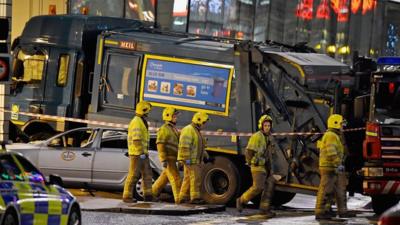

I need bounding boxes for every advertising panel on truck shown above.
[140,54,234,116]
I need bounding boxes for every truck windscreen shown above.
[375,81,400,119]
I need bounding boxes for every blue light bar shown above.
[377,57,400,65]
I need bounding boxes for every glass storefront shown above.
[69,0,400,64]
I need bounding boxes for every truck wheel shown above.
[272,191,296,206]
[202,156,240,205]
[29,131,54,141]
[372,196,399,215]
[252,191,296,207]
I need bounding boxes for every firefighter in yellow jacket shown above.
[123,101,153,203]
[177,112,210,204]
[236,115,276,217]
[315,114,352,219]
[152,107,182,203]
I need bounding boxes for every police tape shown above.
[4,109,365,137]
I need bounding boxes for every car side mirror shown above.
[48,174,63,187]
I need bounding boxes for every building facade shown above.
[3,0,400,64]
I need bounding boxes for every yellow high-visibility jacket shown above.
[246,131,271,172]
[127,116,149,156]
[317,129,344,168]
[177,124,206,164]
[156,122,180,161]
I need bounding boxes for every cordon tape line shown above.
[3,109,365,137]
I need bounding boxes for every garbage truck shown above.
[8,15,368,205]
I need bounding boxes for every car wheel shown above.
[133,175,157,201]
[372,195,399,215]
[68,205,81,225]
[2,209,18,225]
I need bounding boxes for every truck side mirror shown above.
[13,58,24,79]
[354,95,370,120]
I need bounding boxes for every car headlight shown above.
[363,167,384,177]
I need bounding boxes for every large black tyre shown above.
[68,204,81,225]
[2,209,18,225]
[272,191,296,206]
[202,156,240,205]
[250,191,296,207]
[372,196,399,215]
[68,205,82,225]
[29,131,55,141]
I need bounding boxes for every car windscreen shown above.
[0,155,24,181]
[14,155,45,183]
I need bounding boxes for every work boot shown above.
[338,211,356,218]
[190,199,206,204]
[178,197,189,204]
[236,198,243,213]
[315,213,332,220]
[260,209,276,218]
[122,198,137,203]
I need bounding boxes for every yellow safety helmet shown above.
[162,107,178,122]
[258,114,273,130]
[192,112,209,125]
[135,101,152,116]
[327,114,344,129]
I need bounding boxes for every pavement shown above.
[70,189,225,215]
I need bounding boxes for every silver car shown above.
[6,127,162,199]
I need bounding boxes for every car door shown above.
[92,129,129,186]
[38,128,98,184]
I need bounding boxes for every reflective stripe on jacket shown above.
[128,116,149,155]
[156,122,180,161]
[317,129,344,168]
[247,131,269,172]
[177,124,205,164]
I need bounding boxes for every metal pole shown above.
[186,0,191,33]
[154,0,158,28]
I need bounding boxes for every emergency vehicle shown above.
[361,57,400,214]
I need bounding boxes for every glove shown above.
[337,165,345,173]
[177,161,184,170]
[139,154,147,160]
[162,161,168,168]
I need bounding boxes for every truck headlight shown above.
[363,167,383,177]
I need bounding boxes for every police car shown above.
[0,151,81,225]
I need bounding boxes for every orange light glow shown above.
[317,0,330,19]
[351,0,362,14]
[362,0,377,15]
[49,5,56,15]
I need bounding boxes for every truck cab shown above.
[362,56,400,214]
[9,15,144,140]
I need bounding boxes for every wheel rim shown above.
[4,213,16,225]
[136,179,144,198]
[205,168,230,196]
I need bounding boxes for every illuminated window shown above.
[57,54,70,87]
[13,50,46,83]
